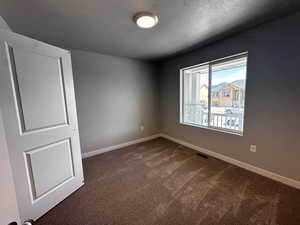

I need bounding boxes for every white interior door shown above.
[0,29,84,223]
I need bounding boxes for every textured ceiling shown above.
[0,0,300,60]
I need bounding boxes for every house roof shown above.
[211,82,228,92]
[231,79,246,89]
[212,80,245,92]
[200,84,208,89]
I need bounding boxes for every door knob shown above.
[8,222,17,225]
[23,220,34,225]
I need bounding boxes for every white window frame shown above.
[179,52,248,136]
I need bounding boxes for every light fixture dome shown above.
[133,12,158,29]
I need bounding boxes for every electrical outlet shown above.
[140,125,144,132]
[250,145,256,153]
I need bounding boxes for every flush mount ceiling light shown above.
[133,12,159,29]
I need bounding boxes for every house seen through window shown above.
[180,53,247,134]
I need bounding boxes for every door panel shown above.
[25,138,74,200]
[0,30,84,222]
[8,46,68,132]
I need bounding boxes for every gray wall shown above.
[72,50,160,153]
[159,12,300,181]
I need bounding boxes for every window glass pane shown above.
[183,65,209,126]
[210,56,247,133]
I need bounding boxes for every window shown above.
[180,53,248,135]
[223,88,230,97]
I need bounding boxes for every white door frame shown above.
[0,109,21,225]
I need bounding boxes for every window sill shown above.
[180,122,243,136]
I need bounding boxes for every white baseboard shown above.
[82,134,161,159]
[161,133,300,190]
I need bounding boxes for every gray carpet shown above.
[36,138,300,225]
